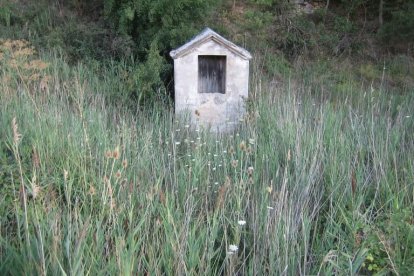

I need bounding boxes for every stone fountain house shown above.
[170,28,252,131]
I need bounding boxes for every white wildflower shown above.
[229,244,238,252]
[247,166,254,176]
[238,220,246,226]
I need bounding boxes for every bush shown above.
[103,0,221,104]
[133,42,170,106]
[104,0,220,54]
[378,2,414,44]
[0,0,13,26]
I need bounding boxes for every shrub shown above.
[103,0,221,104]
[378,2,414,44]
[0,0,12,26]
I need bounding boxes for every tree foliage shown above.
[102,0,220,104]
[103,0,220,56]
[378,1,414,44]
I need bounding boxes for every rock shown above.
[304,3,314,14]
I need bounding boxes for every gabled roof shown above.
[170,28,252,60]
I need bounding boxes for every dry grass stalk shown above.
[351,169,357,197]
[12,117,22,144]
[32,146,40,169]
[215,177,231,211]
[159,190,166,206]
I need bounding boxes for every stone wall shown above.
[174,39,250,131]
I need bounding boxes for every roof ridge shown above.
[170,28,252,60]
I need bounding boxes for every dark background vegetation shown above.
[1,0,413,106]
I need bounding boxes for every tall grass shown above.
[1,43,414,275]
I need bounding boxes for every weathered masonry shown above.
[170,28,252,131]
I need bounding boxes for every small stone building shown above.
[170,28,252,131]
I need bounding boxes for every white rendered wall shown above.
[174,40,249,131]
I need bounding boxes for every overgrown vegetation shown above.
[1,0,413,274]
[1,0,413,103]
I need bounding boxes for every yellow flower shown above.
[366,254,374,262]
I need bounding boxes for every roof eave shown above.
[170,29,252,60]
